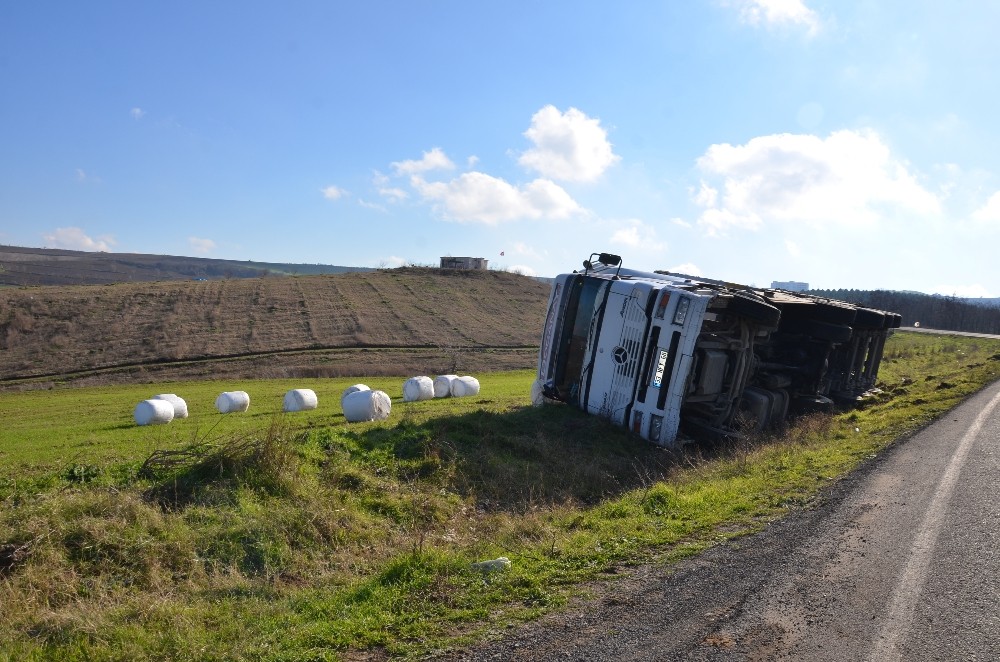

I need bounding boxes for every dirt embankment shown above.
[0,268,551,387]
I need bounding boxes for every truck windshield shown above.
[551,275,606,404]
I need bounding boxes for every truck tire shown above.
[778,299,857,325]
[726,291,781,327]
[779,318,853,343]
[852,307,886,329]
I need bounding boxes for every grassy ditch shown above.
[1,331,999,660]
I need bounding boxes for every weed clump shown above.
[140,418,306,509]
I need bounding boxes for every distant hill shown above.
[0,267,551,388]
[0,245,372,287]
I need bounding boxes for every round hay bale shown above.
[152,393,188,418]
[433,375,458,398]
[283,388,318,412]
[134,399,175,426]
[342,389,391,422]
[341,383,370,406]
[215,390,251,414]
[402,376,434,402]
[451,376,480,397]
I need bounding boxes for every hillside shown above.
[0,245,372,287]
[0,268,551,388]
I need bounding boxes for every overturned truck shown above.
[534,253,901,447]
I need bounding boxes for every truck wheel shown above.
[779,299,857,325]
[779,318,853,343]
[726,291,781,327]
[852,307,886,329]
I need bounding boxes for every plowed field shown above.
[0,268,551,387]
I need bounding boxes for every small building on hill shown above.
[771,280,809,292]
[440,256,488,270]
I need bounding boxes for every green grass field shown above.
[0,374,532,479]
[2,332,1000,660]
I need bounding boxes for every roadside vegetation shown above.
[2,332,999,660]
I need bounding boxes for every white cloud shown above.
[371,170,407,202]
[693,181,718,207]
[506,264,538,277]
[412,172,583,224]
[693,129,940,236]
[609,219,667,252]
[511,241,544,259]
[518,105,620,182]
[931,284,994,298]
[75,168,101,184]
[381,256,407,268]
[785,239,801,257]
[727,0,821,35]
[130,107,145,120]
[188,237,216,254]
[42,227,115,252]
[392,147,455,176]
[321,185,347,200]
[358,199,387,211]
[378,187,408,202]
[971,191,1000,223]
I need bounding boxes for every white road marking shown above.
[869,389,1000,662]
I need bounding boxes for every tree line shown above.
[808,289,1000,335]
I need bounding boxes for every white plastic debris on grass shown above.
[433,374,458,398]
[530,379,546,407]
[152,393,188,418]
[402,376,434,402]
[215,390,251,414]
[341,383,370,406]
[342,389,391,422]
[471,557,511,573]
[283,388,318,412]
[450,376,480,397]
[134,399,175,426]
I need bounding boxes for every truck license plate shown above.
[652,349,669,388]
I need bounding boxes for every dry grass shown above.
[0,268,549,388]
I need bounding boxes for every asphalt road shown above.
[440,378,1000,661]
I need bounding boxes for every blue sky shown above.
[2,1,999,296]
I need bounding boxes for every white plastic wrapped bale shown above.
[152,393,189,418]
[215,390,251,414]
[402,376,434,402]
[134,399,175,426]
[283,388,318,412]
[342,389,391,422]
[341,383,370,407]
[433,374,458,398]
[450,376,480,397]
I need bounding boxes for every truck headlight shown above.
[673,297,690,325]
